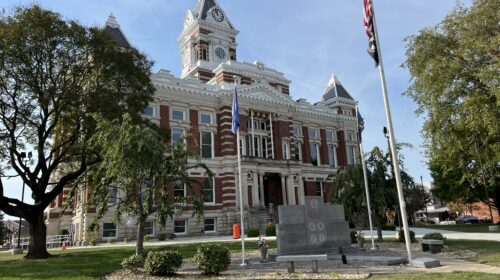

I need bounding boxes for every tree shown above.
[0,6,155,258]
[331,146,418,241]
[404,0,500,218]
[82,114,212,256]
[0,211,4,245]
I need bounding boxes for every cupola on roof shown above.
[320,74,354,101]
[104,13,131,48]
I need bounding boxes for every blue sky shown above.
[1,0,472,218]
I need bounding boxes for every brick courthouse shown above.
[46,0,362,243]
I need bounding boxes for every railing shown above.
[13,235,72,250]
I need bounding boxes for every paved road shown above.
[361,227,500,242]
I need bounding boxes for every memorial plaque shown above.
[277,196,350,255]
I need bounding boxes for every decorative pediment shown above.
[238,84,294,106]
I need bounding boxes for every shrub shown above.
[144,235,149,242]
[422,232,446,243]
[247,227,260,237]
[398,230,416,243]
[123,237,129,244]
[60,229,69,235]
[194,243,231,275]
[89,239,97,246]
[265,223,276,236]
[121,254,144,272]
[158,233,167,241]
[350,231,357,244]
[166,233,176,240]
[107,238,115,244]
[144,250,182,276]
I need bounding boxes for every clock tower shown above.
[178,0,239,82]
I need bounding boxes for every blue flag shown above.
[231,86,239,134]
[357,110,364,142]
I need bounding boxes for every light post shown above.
[15,151,32,252]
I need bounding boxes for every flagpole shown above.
[370,1,413,261]
[355,104,376,250]
[233,77,246,266]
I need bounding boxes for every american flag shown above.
[363,0,379,66]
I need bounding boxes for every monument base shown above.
[410,257,440,268]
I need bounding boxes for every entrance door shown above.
[263,173,283,206]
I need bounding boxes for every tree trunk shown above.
[374,213,384,242]
[135,217,146,256]
[25,210,51,259]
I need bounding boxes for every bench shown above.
[420,239,444,254]
[276,254,328,273]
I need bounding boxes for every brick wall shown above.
[336,130,347,166]
[302,126,311,164]
[320,129,328,166]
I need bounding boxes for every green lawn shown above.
[414,224,493,233]
[372,272,500,280]
[0,240,274,280]
[445,239,500,268]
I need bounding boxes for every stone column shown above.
[287,175,295,205]
[258,172,265,207]
[252,172,260,206]
[281,174,287,205]
[298,177,305,205]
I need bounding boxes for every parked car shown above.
[456,215,479,224]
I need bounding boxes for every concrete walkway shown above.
[361,227,500,242]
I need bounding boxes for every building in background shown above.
[46,0,361,243]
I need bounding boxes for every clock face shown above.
[211,9,224,22]
[215,47,226,60]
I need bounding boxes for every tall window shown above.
[308,128,318,138]
[172,109,185,121]
[261,137,267,158]
[328,145,336,167]
[174,181,186,198]
[253,136,259,157]
[326,130,335,141]
[310,143,319,166]
[200,112,212,124]
[294,142,302,161]
[293,126,301,137]
[239,138,246,156]
[282,142,290,160]
[171,127,184,146]
[107,186,117,204]
[314,182,323,197]
[102,223,117,238]
[200,131,213,158]
[348,146,356,164]
[203,177,215,204]
[346,131,354,141]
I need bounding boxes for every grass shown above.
[413,224,494,233]
[0,240,275,280]
[445,239,500,268]
[372,272,500,280]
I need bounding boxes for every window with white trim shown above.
[171,127,185,146]
[239,138,246,156]
[293,126,301,137]
[174,219,186,234]
[203,177,215,204]
[200,112,212,125]
[172,109,186,121]
[310,143,320,166]
[173,181,186,198]
[326,130,335,141]
[204,218,216,232]
[347,146,356,164]
[200,131,213,159]
[107,186,118,204]
[315,181,323,197]
[346,131,354,141]
[308,128,319,138]
[144,221,154,236]
[141,106,155,117]
[294,141,302,161]
[328,145,337,167]
[282,141,290,160]
[102,223,117,238]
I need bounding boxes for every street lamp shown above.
[16,151,32,251]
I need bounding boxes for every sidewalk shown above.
[361,227,500,242]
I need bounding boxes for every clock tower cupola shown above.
[178,0,239,82]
